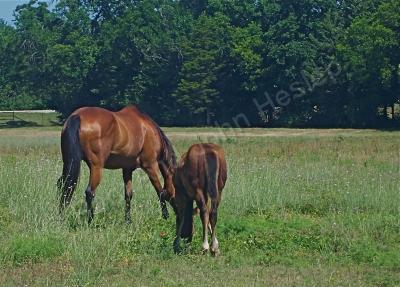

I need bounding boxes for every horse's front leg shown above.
[159,162,177,213]
[143,162,169,219]
[122,168,135,224]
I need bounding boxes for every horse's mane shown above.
[156,124,177,171]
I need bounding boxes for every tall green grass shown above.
[0,129,399,286]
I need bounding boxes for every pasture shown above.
[0,126,399,286]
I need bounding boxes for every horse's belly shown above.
[104,154,139,170]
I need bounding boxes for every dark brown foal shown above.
[173,143,227,255]
[58,106,177,224]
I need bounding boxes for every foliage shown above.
[337,0,400,126]
[174,14,231,125]
[0,0,398,127]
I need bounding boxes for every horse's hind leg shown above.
[143,162,169,219]
[123,168,134,224]
[209,203,220,256]
[196,193,210,253]
[86,165,102,224]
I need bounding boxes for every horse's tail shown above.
[58,115,82,210]
[206,151,220,225]
[156,126,177,172]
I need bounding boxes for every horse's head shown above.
[173,170,195,238]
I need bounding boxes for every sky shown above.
[0,0,29,24]
[0,0,55,25]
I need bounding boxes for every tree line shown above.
[0,0,399,127]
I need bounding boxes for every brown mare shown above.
[173,143,227,255]
[57,106,177,224]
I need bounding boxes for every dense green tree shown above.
[207,0,261,27]
[221,21,264,125]
[252,0,341,126]
[174,14,231,125]
[180,0,208,17]
[0,1,57,110]
[0,20,18,109]
[0,0,398,127]
[337,0,399,126]
[85,0,187,122]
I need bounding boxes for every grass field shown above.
[0,126,399,286]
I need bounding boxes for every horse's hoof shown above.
[162,209,169,220]
[160,190,170,201]
[173,246,182,254]
[211,248,220,257]
[173,239,182,254]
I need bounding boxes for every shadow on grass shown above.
[0,119,61,129]
[0,120,40,129]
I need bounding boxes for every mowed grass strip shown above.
[0,128,399,286]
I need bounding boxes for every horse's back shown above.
[66,106,144,142]
[71,106,114,120]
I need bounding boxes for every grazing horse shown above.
[173,143,227,256]
[57,106,177,224]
